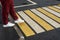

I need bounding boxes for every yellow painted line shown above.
[37,8,60,23]
[54,6,60,9]
[16,13,35,37]
[48,6,60,13]
[31,9,60,28]
[18,11,45,34]
[42,7,60,17]
[24,10,54,31]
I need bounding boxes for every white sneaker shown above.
[15,19,24,23]
[3,22,15,27]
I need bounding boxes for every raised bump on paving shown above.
[24,10,54,31]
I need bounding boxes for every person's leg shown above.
[9,0,24,23]
[1,0,9,25]
[9,0,18,20]
[1,0,15,27]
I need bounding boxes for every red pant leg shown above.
[1,0,10,24]
[9,0,18,20]
[1,0,18,25]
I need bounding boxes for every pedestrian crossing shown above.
[48,6,60,13]
[54,5,60,9]
[16,5,60,37]
[37,7,60,24]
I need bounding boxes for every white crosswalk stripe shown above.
[18,11,45,34]
[30,9,60,28]
[53,5,60,9]
[42,7,60,17]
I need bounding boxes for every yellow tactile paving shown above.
[48,6,60,13]
[24,10,54,31]
[36,8,60,23]
[16,13,35,37]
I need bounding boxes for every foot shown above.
[3,22,15,27]
[15,19,24,23]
